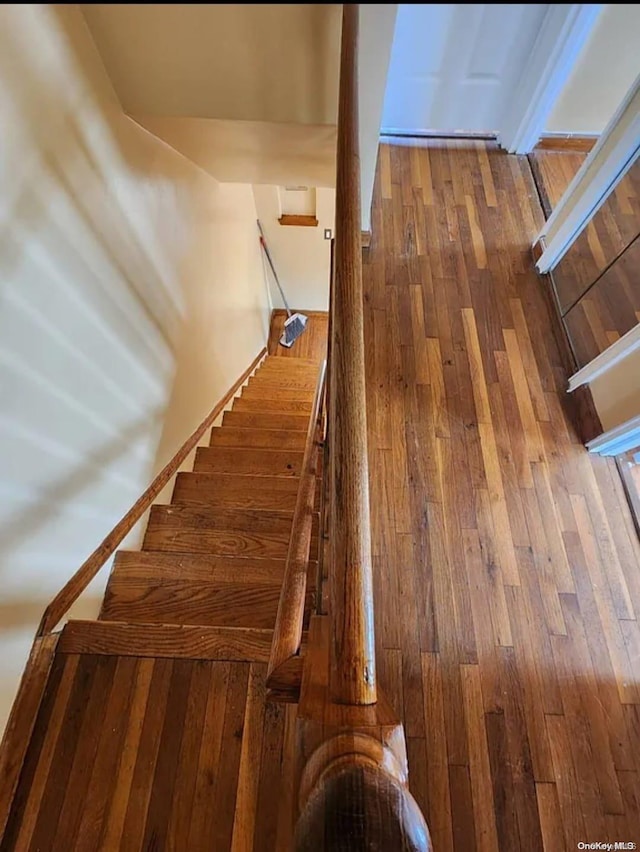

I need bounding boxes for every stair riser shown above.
[112,551,290,585]
[194,447,304,476]
[208,429,306,450]
[172,473,321,511]
[248,376,317,391]
[111,551,318,589]
[232,398,313,414]
[240,387,314,402]
[222,411,309,431]
[102,581,315,629]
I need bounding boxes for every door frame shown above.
[498,4,603,154]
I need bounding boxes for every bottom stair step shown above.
[2,648,297,849]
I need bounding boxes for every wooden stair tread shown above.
[208,427,306,450]
[259,354,318,363]
[232,397,313,414]
[143,505,319,558]
[222,410,309,431]
[257,356,321,376]
[58,620,274,661]
[172,471,320,511]
[248,375,317,391]
[240,385,314,401]
[110,550,293,584]
[101,576,315,629]
[194,446,304,476]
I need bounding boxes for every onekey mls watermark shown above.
[577,844,636,850]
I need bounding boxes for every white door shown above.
[381,4,549,134]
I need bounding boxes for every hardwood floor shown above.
[363,140,640,850]
[529,146,587,215]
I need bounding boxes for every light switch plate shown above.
[324,229,333,240]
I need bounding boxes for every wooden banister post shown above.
[329,3,377,705]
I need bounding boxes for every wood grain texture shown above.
[142,505,318,559]
[195,445,305,477]
[171,471,319,511]
[329,1,377,706]
[0,635,57,840]
[222,411,309,431]
[37,347,267,635]
[278,214,319,227]
[100,576,314,629]
[361,139,640,850]
[58,621,274,662]
[2,657,296,851]
[208,427,306,450]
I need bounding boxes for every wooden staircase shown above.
[1,355,323,851]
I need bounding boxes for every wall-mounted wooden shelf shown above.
[278,215,319,227]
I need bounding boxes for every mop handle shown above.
[257,220,292,318]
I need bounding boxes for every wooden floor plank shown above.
[363,141,640,850]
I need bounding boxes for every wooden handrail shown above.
[328,2,376,705]
[37,347,267,636]
[267,360,327,684]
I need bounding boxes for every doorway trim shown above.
[499,4,603,154]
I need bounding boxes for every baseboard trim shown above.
[380,128,497,141]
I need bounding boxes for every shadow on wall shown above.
[0,6,192,600]
[0,409,162,591]
[0,7,190,347]
[0,3,270,613]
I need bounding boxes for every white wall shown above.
[0,5,269,734]
[253,186,335,311]
[546,5,640,134]
[359,5,398,232]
